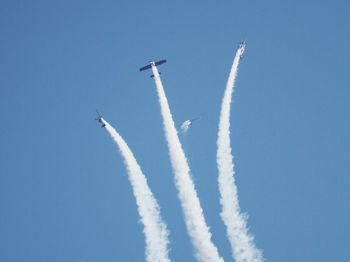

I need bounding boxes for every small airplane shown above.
[179,117,201,132]
[181,117,200,127]
[239,41,246,59]
[139,59,167,77]
[95,110,106,128]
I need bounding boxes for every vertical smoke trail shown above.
[216,46,263,262]
[102,118,171,262]
[151,66,224,262]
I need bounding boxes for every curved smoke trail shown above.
[102,118,171,262]
[216,46,263,262]
[151,66,224,262]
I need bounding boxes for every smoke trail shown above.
[216,46,263,262]
[151,66,224,262]
[102,118,171,262]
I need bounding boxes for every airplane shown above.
[239,41,246,59]
[95,110,106,128]
[180,117,201,128]
[139,59,167,77]
[183,117,200,126]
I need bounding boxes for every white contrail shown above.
[102,118,171,262]
[217,46,263,262]
[151,65,224,262]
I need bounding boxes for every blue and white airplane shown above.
[139,59,167,78]
[95,110,106,128]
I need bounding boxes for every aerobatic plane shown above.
[181,117,200,127]
[179,117,200,131]
[139,59,167,77]
[95,110,106,128]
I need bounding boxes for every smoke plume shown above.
[103,118,171,262]
[151,66,224,262]
[216,46,263,262]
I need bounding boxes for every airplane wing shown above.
[155,59,167,66]
[139,59,167,72]
[139,64,152,71]
[140,59,166,71]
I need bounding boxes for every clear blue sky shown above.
[1,0,349,261]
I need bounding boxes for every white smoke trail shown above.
[102,118,171,262]
[216,46,263,262]
[151,66,224,262]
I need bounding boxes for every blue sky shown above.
[1,0,349,261]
